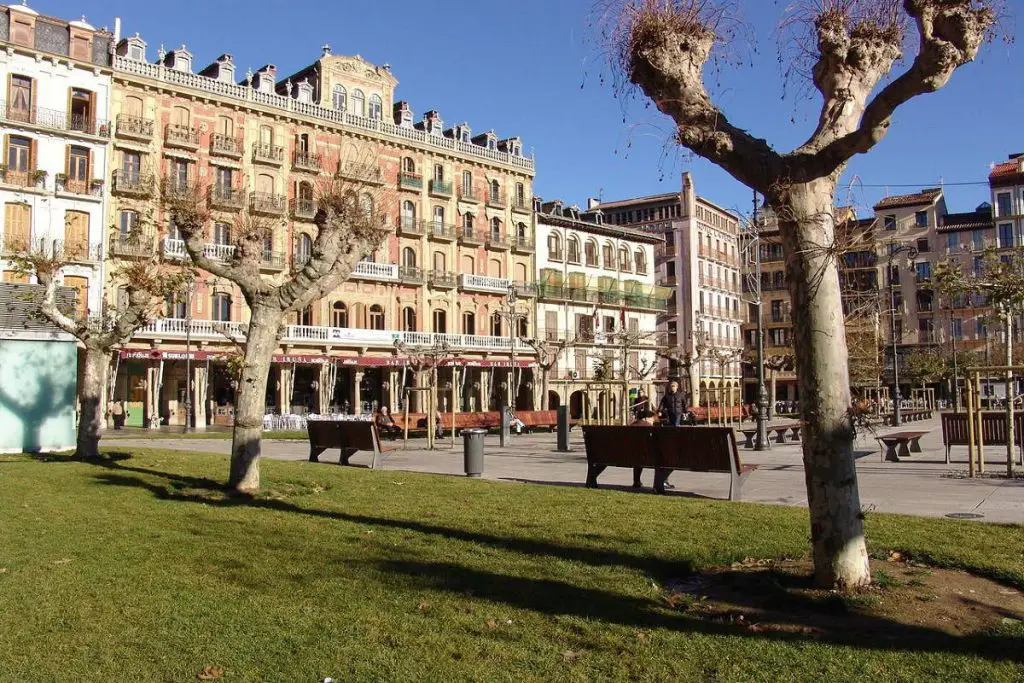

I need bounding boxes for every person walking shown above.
[632,388,651,422]
[658,380,687,427]
[110,399,127,430]
[630,408,656,488]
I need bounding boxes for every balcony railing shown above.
[398,218,425,237]
[115,114,154,140]
[460,273,512,294]
[163,237,187,259]
[137,318,247,340]
[211,133,244,158]
[548,249,564,262]
[109,233,155,259]
[429,222,457,241]
[261,250,286,271]
[252,142,285,165]
[290,197,317,220]
[399,171,423,190]
[459,227,484,246]
[458,184,479,202]
[486,232,510,250]
[165,123,200,149]
[336,162,383,185]
[112,170,154,197]
[536,284,669,311]
[351,261,399,282]
[210,185,246,210]
[250,192,287,215]
[0,100,110,137]
[486,190,507,208]
[513,281,538,298]
[428,179,453,197]
[51,239,101,262]
[56,177,102,197]
[429,270,457,289]
[1,169,37,188]
[293,151,323,172]
[512,197,530,213]
[511,236,534,253]
[399,265,424,284]
[162,237,237,262]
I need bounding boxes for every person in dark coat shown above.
[658,380,687,427]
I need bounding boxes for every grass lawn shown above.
[0,449,1021,682]
[104,430,307,440]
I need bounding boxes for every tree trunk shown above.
[76,346,108,460]
[541,367,550,411]
[1005,314,1015,477]
[774,178,870,590]
[769,369,777,419]
[229,303,282,492]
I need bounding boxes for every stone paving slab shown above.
[108,417,1024,525]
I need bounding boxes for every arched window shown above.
[489,258,502,278]
[461,254,474,273]
[602,241,614,268]
[217,115,233,137]
[352,89,365,117]
[402,246,416,268]
[213,222,230,245]
[547,232,562,260]
[298,180,314,204]
[402,157,416,174]
[166,293,187,319]
[619,246,631,272]
[212,293,231,322]
[118,210,139,237]
[489,179,500,202]
[567,236,581,264]
[490,217,501,239]
[402,306,416,332]
[584,239,598,267]
[332,85,346,111]
[296,233,312,265]
[462,311,476,335]
[516,318,528,337]
[332,301,348,328]
[634,248,647,274]
[369,94,382,120]
[433,206,445,229]
[462,213,474,233]
[491,312,502,337]
[360,193,373,218]
[433,251,446,272]
[368,304,384,330]
[296,305,313,326]
[401,200,416,228]
[433,309,447,334]
[516,222,527,243]
[256,173,274,194]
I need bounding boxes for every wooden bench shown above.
[739,427,759,449]
[307,420,393,468]
[877,430,928,462]
[582,425,758,501]
[770,422,802,444]
[883,409,933,426]
[941,412,1024,465]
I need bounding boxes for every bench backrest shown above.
[654,427,739,473]
[942,411,1024,446]
[582,426,658,468]
[941,413,969,446]
[307,420,380,452]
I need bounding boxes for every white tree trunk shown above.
[775,179,871,590]
[769,369,777,419]
[76,346,107,459]
[229,303,282,492]
[1005,314,1015,477]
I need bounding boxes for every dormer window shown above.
[369,94,382,120]
[332,85,346,111]
[296,79,314,103]
[168,46,193,73]
[129,43,144,60]
[488,138,496,151]
[119,34,147,61]
[352,89,365,117]
[218,59,235,83]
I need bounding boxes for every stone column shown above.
[353,369,364,415]
[278,365,291,414]
[146,364,160,428]
[388,368,399,410]
[318,364,331,414]
[480,368,492,411]
[193,365,209,429]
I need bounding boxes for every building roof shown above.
[0,283,74,337]
[536,205,664,244]
[990,157,1024,186]
[873,188,942,210]
[595,191,680,210]
[937,207,993,233]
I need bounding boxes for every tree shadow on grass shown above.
[83,459,1024,664]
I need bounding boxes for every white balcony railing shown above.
[134,318,531,352]
[352,261,399,282]
[162,238,237,262]
[460,273,512,294]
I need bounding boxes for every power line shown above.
[852,181,991,188]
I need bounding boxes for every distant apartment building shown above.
[596,172,743,406]
[106,32,536,426]
[534,198,665,418]
[0,3,113,319]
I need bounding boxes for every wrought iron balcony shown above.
[250,192,287,215]
[109,233,155,259]
[0,100,110,137]
[511,236,534,253]
[336,162,384,185]
[115,114,154,140]
[512,197,531,213]
[51,239,101,262]
[399,171,423,190]
[399,265,424,285]
[252,142,285,165]
[428,179,453,197]
[429,270,457,289]
[429,222,456,241]
[486,232,510,250]
[486,190,507,208]
[211,133,244,158]
[459,227,484,246]
[209,185,246,210]
[165,123,200,149]
[293,151,323,172]
[261,250,286,271]
[458,184,479,202]
[398,218,425,237]
[290,197,317,221]
[112,170,154,197]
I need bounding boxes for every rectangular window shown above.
[884,214,896,231]
[915,211,928,228]
[997,192,1013,217]
[7,135,31,173]
[951,318,963,340]
[971,230,984,249]
[3,202,31,251]
[602,315,615,333]
[215,167,233,193]
[915,238,929,253]
[946,232,958,251]
[172,159,190,189]
[67,146,89,192]
[915,261,931,282]
[544,311,557,340]
[9,75,33,122]
[999,223,1014,248]
[69,88,94,133]
[122,151,141,178]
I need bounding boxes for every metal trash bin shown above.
[463,428,487,477]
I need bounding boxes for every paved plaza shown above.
[108,417,1024,525]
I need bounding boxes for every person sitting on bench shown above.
[374,405,401,439]
[629,409,675,490]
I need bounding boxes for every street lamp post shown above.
[886,241,917,427]
[501,284,528,412]
[743,190,770,450]
[949,305,960,413]
[182,281,195,434]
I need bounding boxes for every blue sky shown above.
[50,0,1021,220]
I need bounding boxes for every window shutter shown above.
[3,134,9,169]
[88,91,96,132]
[28,138,36,174]
[64,144,70,177]
[29,77,36,114]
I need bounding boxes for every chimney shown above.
[587,197,599,211]
[113,16,121,43]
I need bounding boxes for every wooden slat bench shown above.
[877,431,928,462]
[582,425,758,501]
[307,420,394,468]
[941,412,1024,465]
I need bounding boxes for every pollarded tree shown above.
[164,174,392,492]
[12,243,191,459]
[522,334,580,411]
[608,0,996,588]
